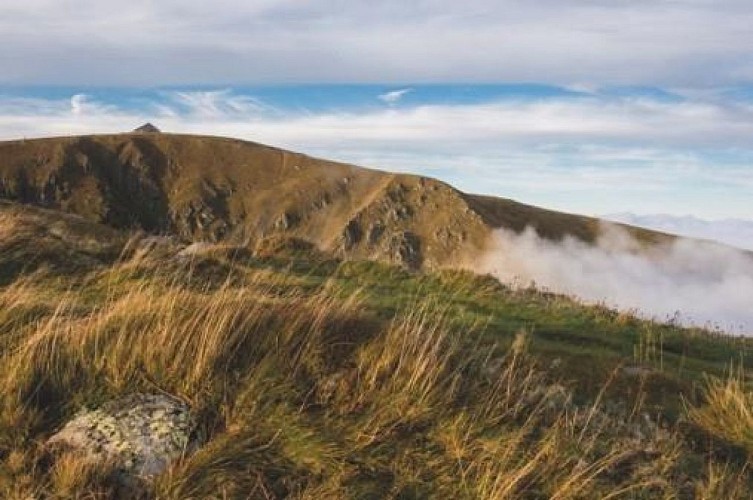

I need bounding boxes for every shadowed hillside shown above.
[0,132,669,270]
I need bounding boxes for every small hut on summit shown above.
[133,123,161,133]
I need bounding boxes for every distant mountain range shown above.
[605,213,753,251]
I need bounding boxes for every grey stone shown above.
[47,393,198,479]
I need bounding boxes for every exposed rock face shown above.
[47,394,198,479]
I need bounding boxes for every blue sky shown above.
[2,1,753,220]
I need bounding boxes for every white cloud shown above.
[70,94,87,116]
[378,88,412,105]
[168,90,271,118]
[2,1,753,85]
[479,225,753,334]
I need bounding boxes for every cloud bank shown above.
[479,225,753,334]
[3,1,753,86]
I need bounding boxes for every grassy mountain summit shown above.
[0,132,752,498]
[0,132,667,270]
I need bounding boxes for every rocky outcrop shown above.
[46,394,199,481]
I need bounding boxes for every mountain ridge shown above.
[606,212,753,251]
[0,131,670,269]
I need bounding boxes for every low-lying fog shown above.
[479,224,753,335]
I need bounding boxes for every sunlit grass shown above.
[0,242,751,497]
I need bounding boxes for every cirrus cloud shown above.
[378,88,412,105]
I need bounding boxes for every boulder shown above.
[47,394,198,479]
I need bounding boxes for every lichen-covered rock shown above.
[176,241,215,259]
[47,394,198,478]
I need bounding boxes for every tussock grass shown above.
[48,452,120,499]
[0,245,752,498]
[687,368,753,455]
[693,461,751,499]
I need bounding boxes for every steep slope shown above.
[0,132,664,269]
[0,200,125,283]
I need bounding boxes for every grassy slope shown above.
[0,133,677,271]
[1,212,752,498]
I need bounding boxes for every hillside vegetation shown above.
[0,201,752,498]
[0,133,670,271]
[1,133,751,498]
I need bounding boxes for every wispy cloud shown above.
[68,94,119,117]
[168,90,272,118]
[378,88,412,105]
[70,94,87,116]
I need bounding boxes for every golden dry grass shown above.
[687,367,753,455]
[0,245,750,498]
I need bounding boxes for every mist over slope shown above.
[480,224,753,334]
[606,212,753,251]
